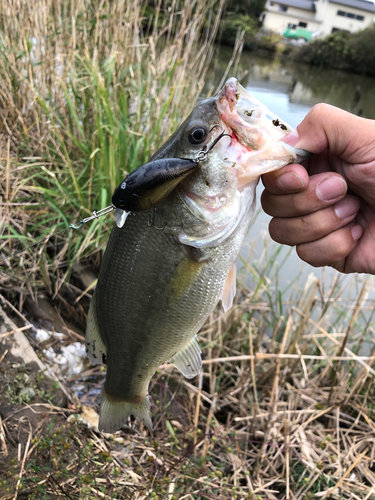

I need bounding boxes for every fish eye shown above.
[187,125,208,144]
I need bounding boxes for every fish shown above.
[85,77,309,433]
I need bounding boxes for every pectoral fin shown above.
[164,256,204,301]
[221,262,236,313]
[169,335,202,379]
[85,293,107,366]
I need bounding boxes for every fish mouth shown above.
[217,78,291,148]
[217,78,311,166]
[218,77,293,135]
[179,186,237,213]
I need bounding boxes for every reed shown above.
[0,0,224,294]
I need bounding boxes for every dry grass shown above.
[1,267,375,499]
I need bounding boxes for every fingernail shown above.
[280,129,299,146]
[351,225,363,241]
[276,171,305,191]
[317,177,347,202]
[334,197,360,219]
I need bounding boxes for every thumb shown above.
[282,103,375,161]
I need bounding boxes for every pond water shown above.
[206,48,375,318]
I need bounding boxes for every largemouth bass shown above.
[86,78,309,433]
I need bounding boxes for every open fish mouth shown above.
[175,78,312,247]
[220,77,294,134]
[218,78,310,155]
[215,78,310,186]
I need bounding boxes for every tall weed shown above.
[0,0,224,292]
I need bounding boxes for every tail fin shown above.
[99,390,152,433]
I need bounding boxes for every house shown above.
[262,0,375,38]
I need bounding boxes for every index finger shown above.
[262,163,309,195]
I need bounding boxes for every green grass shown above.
[0,0,223,291]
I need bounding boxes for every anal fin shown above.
[99,390,152,433]
[221,262,236,313]
[169,335,202,379]
[85,293,107,366]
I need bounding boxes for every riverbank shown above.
[1,268,375,499]
[230,24,375,77]
[219,4,375,78]
[283,26,375,77]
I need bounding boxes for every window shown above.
[288,23,297,29]
[336,9,365,20]
[298,21,307,27]
[332,27,349,33]
[279,5,288,12]
[270,2,274,5]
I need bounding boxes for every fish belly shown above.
[87,204,251,431]
[94,211,226,394]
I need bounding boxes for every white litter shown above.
[35,329,51,342]
[19,387,36,400]
[35,329,65,342]
[43,342,86,376]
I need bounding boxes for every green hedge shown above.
[287,27,375,76]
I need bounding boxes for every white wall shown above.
[263,0,375,37]
[321,2,374,35]
[263,7,320,33]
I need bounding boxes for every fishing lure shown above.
[111,124,231,227]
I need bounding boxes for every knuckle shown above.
[269,219,295,245]
[290,194,306,215]
[345,162,371,186]
[307,103,333,123]
[260,190,272,215]
[268,219,286,244]
[296,244,321,267]
[288,191,314,217]
[261,191,286,217]
[328,233,354,263]
[297,227,354,267]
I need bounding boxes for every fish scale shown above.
[96,209,241,397]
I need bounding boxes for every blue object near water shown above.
[283,27,312,41]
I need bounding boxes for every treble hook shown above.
[195,124,232,163]
[147,207,166,230]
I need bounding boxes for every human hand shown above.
[261,103,375,274]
